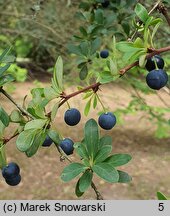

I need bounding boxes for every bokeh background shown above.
[0,0,170,199]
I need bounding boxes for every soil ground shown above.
[0,82,170,200]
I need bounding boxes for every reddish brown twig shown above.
[3,132,19,145]
[120,45,170,75]
[58,82,101,108]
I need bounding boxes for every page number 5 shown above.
[158,203,164,211]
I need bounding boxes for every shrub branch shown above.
[47,45,170,112]
[120,45,170,75]
[0,87,34,119]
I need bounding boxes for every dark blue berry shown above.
[64,108,81,126]
[5,174,21,186]
[59,138,74,155]
[101,0,110,8]
[98,112,116,130]
[145,55,164,71]
[100,50,109,58]
[146,69,168,90]
[42,135,53,147]
[2,162,20,179]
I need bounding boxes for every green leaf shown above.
[0,63,10,76]
[150,18,163,26]
[67,44,82,55]
[105,14,116,27]
[0,107,10,127]
[84,119,99,159]
[94,146,112,163]
[61,163,87,182]
[30,88,44,103]
[1,55,15,63]
[10,110,25,123]
[93,95,98,109]
[84,98,91,116]
[143,18,153,46]
[118,170,132,183]
[0,144,7,169]
[75,180,84,197]
[80,65,88,80]
[0,121,5,137]
[74,142,89,159]
[47,129,60,144]
[54,56,63,91]
[16,129,37,152]
[92,162,119,183]
[79,26,87,37]
[44,87,59,100]
[25,130,46,157]
[151,22,162,40]
[122,22,130,36]
[99,136,112,148]
[98,71,118,84]
[80,41,89,57]
[90,38,101,55]
[51,103,59,121]
[128,50,146,64]
[79,170,93,192]
[82,158,90,167]
[51,78,61,94]
[112,36,117,56]
[109,59,118,75]
[77,60,87,69]
[34,106,46,119]
[27,107,40,119]
[0,74,15,87]
[95,9,104,24]
[0,46,12,62]
[105,154,132,167]
[116,42,143,53]
[24,119,47,130]
[135,3,149,23]
[134,37,144,48]
[139,54,147,68]
[83,91,93,100]
[157,191,168,200]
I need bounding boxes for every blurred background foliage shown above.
[0,0,80,80]
[0,0,170,138]
[0,0,169,79]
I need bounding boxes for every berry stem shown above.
[96,93,106,113]
[66,101,71,109]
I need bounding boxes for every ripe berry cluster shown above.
[61,107,117,155]
[145,55,168,90]
[1,162,21,186]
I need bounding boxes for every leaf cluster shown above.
[61,119,132,197]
